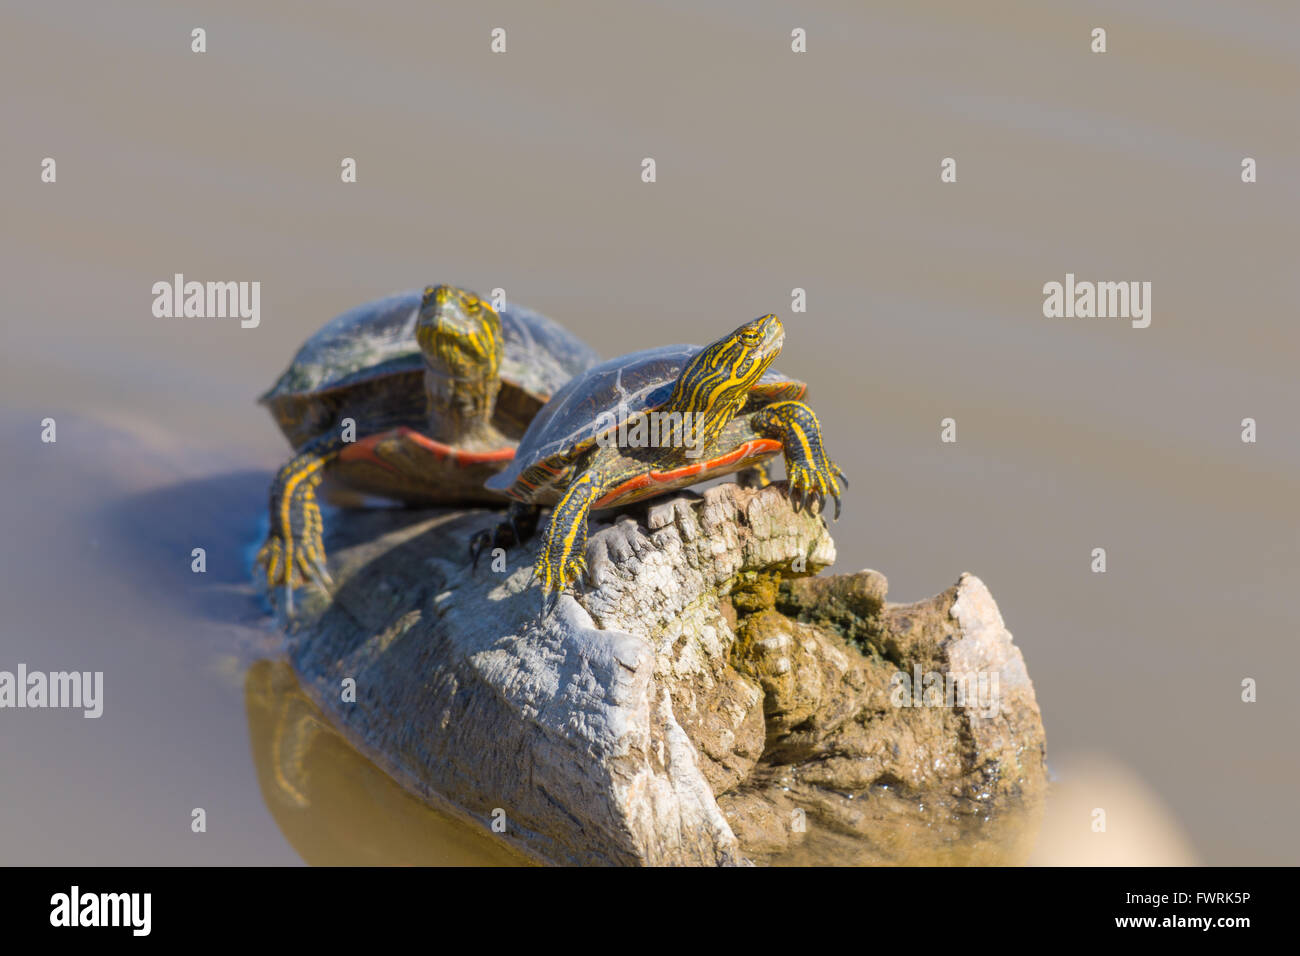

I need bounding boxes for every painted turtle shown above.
[481,313,846,608]
[257,284,599,611]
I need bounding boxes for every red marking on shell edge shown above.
[337,433,401,472]
[592,439,782,508]
[338,427,515,469]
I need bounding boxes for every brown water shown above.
[1,0,1296,865]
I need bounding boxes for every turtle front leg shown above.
[536,464,617,612]
[257,431,347,613]
[289,474,332,586]
[751,400,848,519]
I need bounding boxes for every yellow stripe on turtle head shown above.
[416,284,503,381]
[666,314,785,447]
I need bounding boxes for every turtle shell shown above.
[260,289,599,449]
[486,344,805,495]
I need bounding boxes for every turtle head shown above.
[416,285,509,448]
[416,284,503,383]
[727,312,785,372]
[666,313,784,453]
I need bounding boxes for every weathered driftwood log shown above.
[278,482,1047,865]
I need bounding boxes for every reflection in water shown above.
[1029,754,1198,867]
[766,790,1045,868]
[244,659,531,866]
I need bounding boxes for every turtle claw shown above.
[785,456,846,520]
[255,528,332,616]
[534,537,587,614]
[787,472,814,514]
[830,466,846,519]
[509,512,528,548]
[469,522,514,571]
[471,504,541,572]
[468,528,492,570]
[308,554,334,589]
[538,584,562,619]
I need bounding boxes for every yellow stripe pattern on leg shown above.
[753,400,846,517]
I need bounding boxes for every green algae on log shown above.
[269,482,1047,865]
